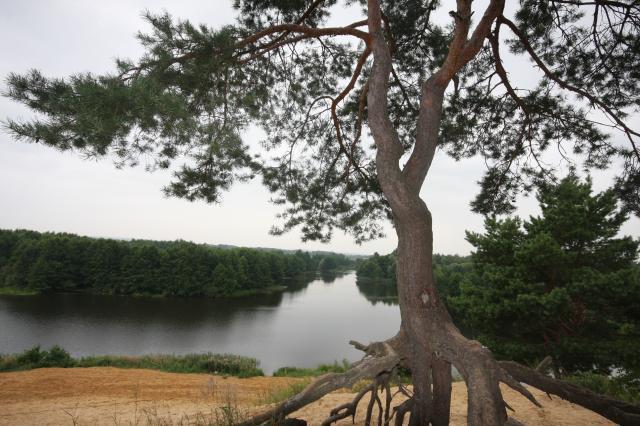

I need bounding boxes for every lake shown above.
[0,272,400,374]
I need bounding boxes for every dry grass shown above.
[0,367,616,425]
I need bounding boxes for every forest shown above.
[0,229,354,297]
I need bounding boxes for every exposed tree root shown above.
[241,336,640,426]
[500,361,640,426]
[239,339,401,426]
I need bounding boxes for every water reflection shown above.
[0,272,400,374]
[356,278,399,306]
[320,270,340,283]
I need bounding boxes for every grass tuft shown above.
[260,380,310,405]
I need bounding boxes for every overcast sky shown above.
[1,1,638,255]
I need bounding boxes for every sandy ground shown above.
[0,367,613,425]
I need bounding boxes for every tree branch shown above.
[366,0,407,210]
[330,47,372,183]
[499,15,640,163]
[403,0,505,193]
[235,24,370,50]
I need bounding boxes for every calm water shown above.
[0,272,400,374]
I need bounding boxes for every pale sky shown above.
[0,1,638,255]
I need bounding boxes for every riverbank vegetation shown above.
[0,229,354,298]
[272,360,351,377]
[3,346,637,406]
[0,345,264,377]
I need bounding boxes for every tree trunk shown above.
[394,201,439,425]
[432,358,452,426]
[364,1,531,422]
[391,196,512,425]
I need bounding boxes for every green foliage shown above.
[0,229,349,298]
[566,372,640,405]
[1,345,74,371]
[76,353,264,377]
[356,252,396,281]
[318,253,352,272]
[0,346,264,377]
[272,359,350,377]
[450,175,640,377]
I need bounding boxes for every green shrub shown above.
[0,345,74,371]
[567,372,640,404]
[42,345,73,367]
[273,360,350,377]
[15,345,45,366]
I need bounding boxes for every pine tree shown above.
[452,175,640,377]
[5,1,640,423]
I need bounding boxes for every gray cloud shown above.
[1,1,637,255]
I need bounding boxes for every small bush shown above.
[42,345,74,367]
[273,360,350,377]
[0,345,74,371]
[15,345,45,366]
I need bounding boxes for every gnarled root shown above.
[241,332,640,426]
[321,369,394,426]
[239,339,402,426]
[438,329,540,426]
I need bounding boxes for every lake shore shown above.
[0,367,613,425]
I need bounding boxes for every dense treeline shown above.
[0,229,354,297]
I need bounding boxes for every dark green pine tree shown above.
[4,1,640,424]
[451,174,639,378]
